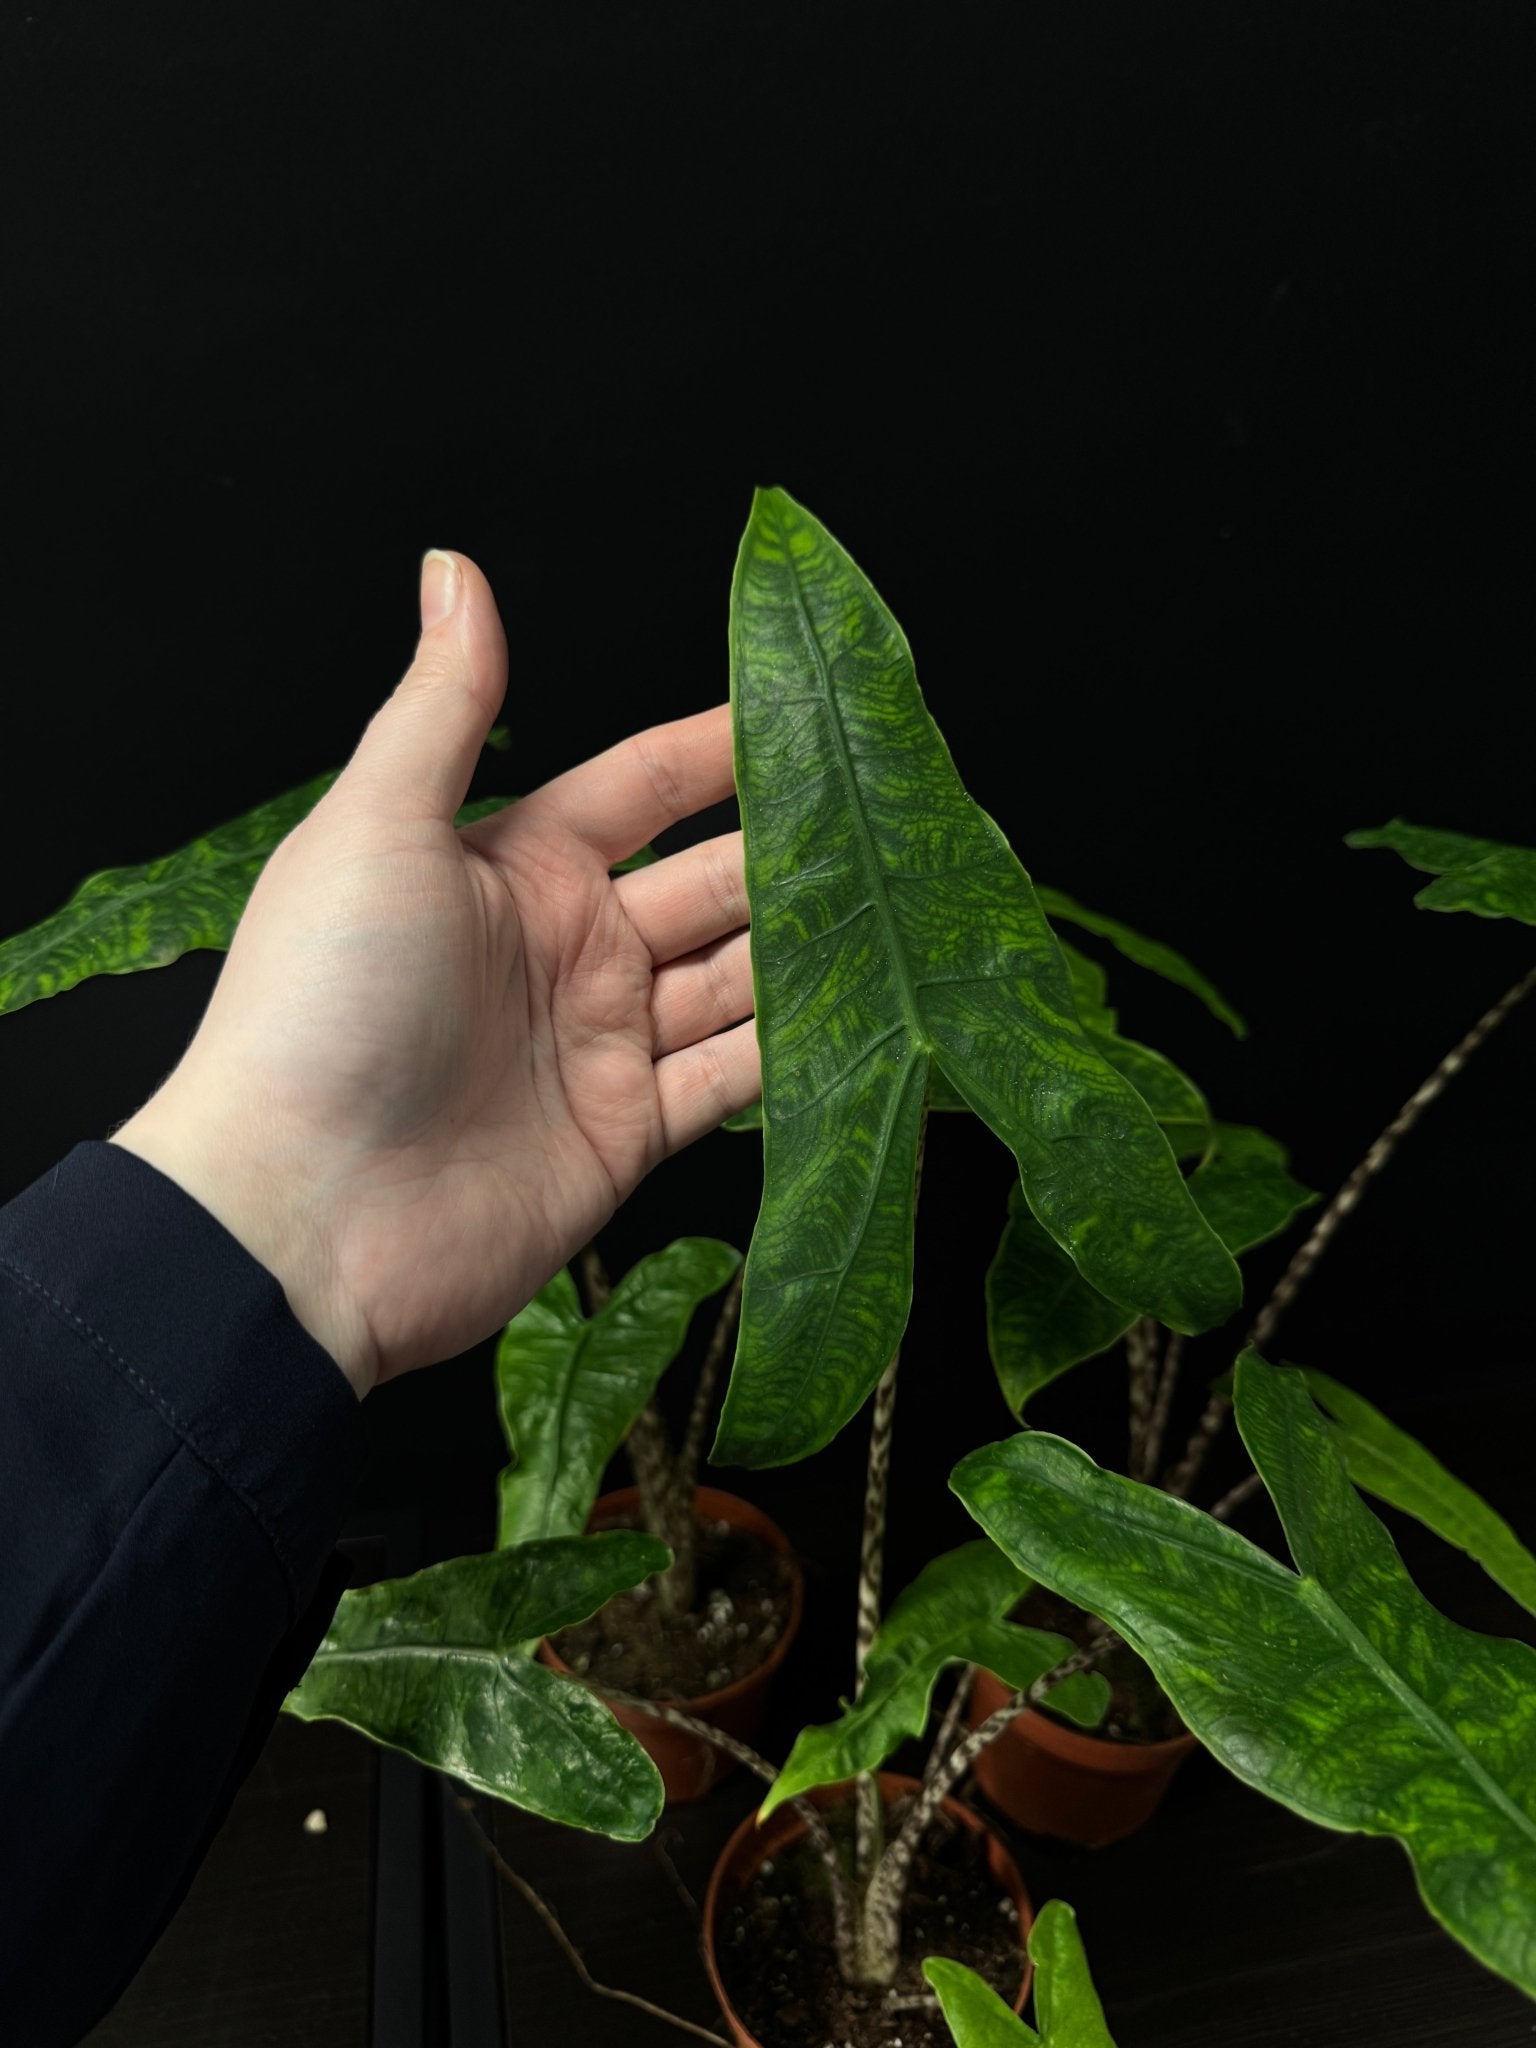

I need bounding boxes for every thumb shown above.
[343,549,509,822]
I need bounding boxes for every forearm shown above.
[0,1141,363,2046]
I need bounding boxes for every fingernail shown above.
[419,549,460,630]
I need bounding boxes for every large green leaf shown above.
[758,1543,1107,1820]
[1345,819,1536,924]
[1034,885,1246,1037]
[0,770,650,1018]
[1304,1369,1536,1621]
[495,1238,741,1549]
[987,1124,1314,1417]
[925,1901,1117,2047]
[723,951,1208,1155]
[713,486,1239,1467]
[723,948,1209,1157]
[284,1533,668,1838]
[953,1352,1536,1998]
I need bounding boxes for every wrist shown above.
[109,1090,377,1400]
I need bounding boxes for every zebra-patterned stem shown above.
[1142,1328,1183,1482]
[676,1265,745,1501]
[1125,1317,1161,1479]
[626,1400,675,1530]
[1164,960,1536,1501]
[854,1347,901,1886]
[596,1687,859,1975]
[1210,1470,1263,1522]
[858,1645,1102,1985]
[1250,958,1536,1353]
[920,1664,977,1790]
[856,1353,902,1687]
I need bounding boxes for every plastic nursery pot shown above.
[967,1663,1199,1847]
[702,1770,1034,2048]
[538,1485,804,1804]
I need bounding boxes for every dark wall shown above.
[4,3,1532,1565]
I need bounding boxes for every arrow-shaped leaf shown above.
[495,1238,741,1549]
[1034,885,1246,1037]
[1346,819,1536,924]
[284,1533,668,1839]
[953,1352,1536,1998]
[758,1543,1107,1820]
[1303,1368,1536,1621]
[925,1900,1117,2047]
[988,1125,1315,1417]
[714,487,1239,1467]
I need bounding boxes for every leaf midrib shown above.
[777,533,929,1055]
[1014,1449,1536,1850]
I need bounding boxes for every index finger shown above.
[515,704,736,865]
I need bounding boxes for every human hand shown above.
[110,550,758,1397]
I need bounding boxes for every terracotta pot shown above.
[538,1485,803,1804]
[701,1770,1033,2048]
[968,1663,1198,1846]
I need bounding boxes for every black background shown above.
[4,8,1535,2026]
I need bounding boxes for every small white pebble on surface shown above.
[302,1809,328,1835]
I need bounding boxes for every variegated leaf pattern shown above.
[953,1352,1536,1998]
[284,1533,669,1838]
[714,487,1239,1467]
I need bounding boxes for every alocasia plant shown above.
[6,490,1535,2035]
[953,1352,1536,1998]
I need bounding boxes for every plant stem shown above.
[858,1643,1103,1986]
[452,1794,731,2047]
[579,1240,611,1314]
[1142,1329,1183,1481]
[667,1266,746,1612]
[851,1097,928,1891]
[1209,1471,1263,1522]
[1163,961,1536,1500]
[627,1400,690,1612]
[597,1687,858,1977]
[920,1664,977,1790]
[677,1265,746,1499]
[853,1346,901,1887]
[1125,1317,1161,1479]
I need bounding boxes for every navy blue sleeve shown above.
[0,1140,366,2048]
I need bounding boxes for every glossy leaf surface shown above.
[0,771,338,1016]
[1346,819,1536,924]
[1304,1368,1536,1620]
[988,1124,1314,1417]
[0,768,650,1017]
[759,1543,1107,1819]
[953,1352,1536,1997]
[715,486,1239,1466]
[723,952,1208,1154]
[495,1239,741,1548]
[284,1534,669,1838]
[926,1900,1116,2048]
[925,1958,1036,2046]
[1034,885,1246,1036]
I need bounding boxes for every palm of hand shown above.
[168,704,754,1388]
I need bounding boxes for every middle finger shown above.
[616,830,748,964]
